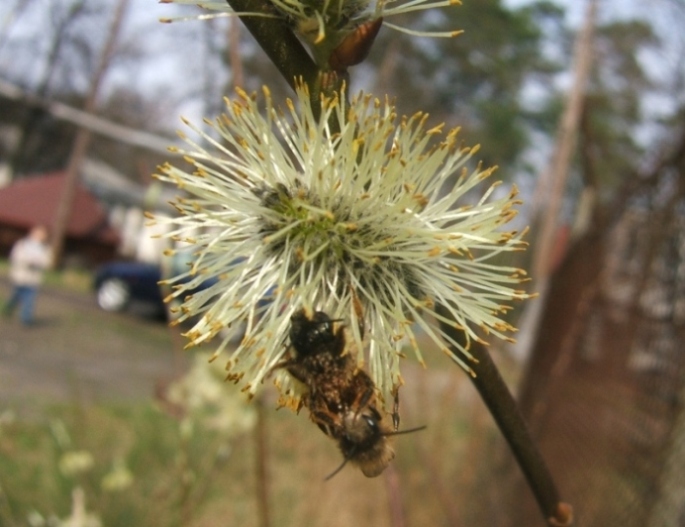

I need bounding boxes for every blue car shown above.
[93,252,215,314]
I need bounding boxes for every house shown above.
[76,158,177,264]
[0,171,119,266]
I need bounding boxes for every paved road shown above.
[0,277,188,412]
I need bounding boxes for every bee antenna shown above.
[324,457,350,481]
[382,425,427,437]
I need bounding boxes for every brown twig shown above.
[223,0,346,122]
[224,0,316,91]
[438,307,573,526]
[219,2,570,524]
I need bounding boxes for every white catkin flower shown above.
[57,487,102,527]
[166,352,257,436]
[153,84,532,407]
[101,459,134,492]
[160,0,461,67]
[58,451,95,477]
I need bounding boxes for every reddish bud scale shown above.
[329,18,383,71]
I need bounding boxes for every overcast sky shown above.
[1,0,681,131]
[0,0,584,96]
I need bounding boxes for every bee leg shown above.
[354,383,376,417]
[311,408,342,438]
[269,359,292,372]
[269,359,309,386]
[392,388,400,431]
[266,359,290,379]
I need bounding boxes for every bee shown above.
[274,309,424,478]
[329,390,395,478]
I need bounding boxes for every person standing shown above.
[3,226,52,326]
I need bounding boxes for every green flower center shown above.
[257,182,426,304]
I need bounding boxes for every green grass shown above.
[0,270,509,526]
[0,366,495,527]
[0,402,256,527]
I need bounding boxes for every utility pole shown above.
[531,0,598,282]
[50,0,130,267]
[513,0,598,361]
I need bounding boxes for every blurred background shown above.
[1,0,684,526]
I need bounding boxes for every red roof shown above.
[0,172,119,244]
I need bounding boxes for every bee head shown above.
[323,407,392,480]
[326,409,426,480]
[341,407,383,446]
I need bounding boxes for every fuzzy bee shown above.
[274,309,424,478]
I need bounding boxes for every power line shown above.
[0,78,179,155]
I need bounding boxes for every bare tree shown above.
[0,0,33,52]
[51,0,131,266]
[5,0,95,176]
